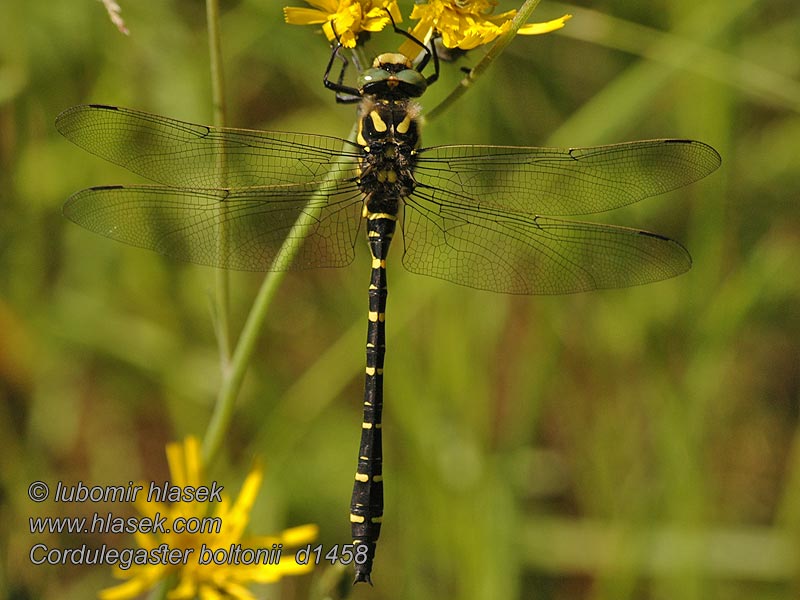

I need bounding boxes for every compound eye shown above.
[395,69,427,97]
[357,68,391,91]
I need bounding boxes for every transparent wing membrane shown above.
[63,181,363,271]
[403,189,691,295]
[56,105,361,188]
[415,140,720,216]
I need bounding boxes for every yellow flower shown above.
[98,437,318,600]
[405,0,571,51]
[284,0,403,48]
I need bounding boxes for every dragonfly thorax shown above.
[356,98,420,208]
[356,97,421,148]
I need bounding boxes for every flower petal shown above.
[100,437,316,599]
[281,523,320,545]
[283,7,329,25]
[518,14,572,35]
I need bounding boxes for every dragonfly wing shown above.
[414,139,720,216]
[56,105,361,189]
[402,188,691,294]
[63,180,364,271]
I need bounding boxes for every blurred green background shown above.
[1,0,798,599]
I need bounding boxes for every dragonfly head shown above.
[357,53,428,99]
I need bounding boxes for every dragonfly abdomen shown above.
[351,211,395,584]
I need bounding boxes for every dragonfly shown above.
[56,24,721,584]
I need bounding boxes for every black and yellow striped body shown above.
[350,63,422,584]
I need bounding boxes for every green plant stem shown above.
[202,263,291,466]
[202,126,359,465]
[426,0,543,122]
[201,0,237,465]
[206,0,232,369]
